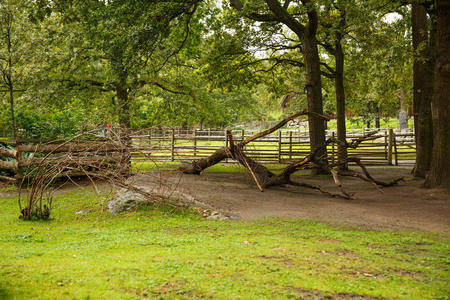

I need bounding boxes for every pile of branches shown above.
[179,110,403,198]
[18,129,142,220]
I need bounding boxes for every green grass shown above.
[0,186,449,299]
[327,118,406,131]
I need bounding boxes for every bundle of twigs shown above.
[18,128,133,220]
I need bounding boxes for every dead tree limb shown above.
[178,111,403,198]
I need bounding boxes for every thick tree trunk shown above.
[425,0,450,188]
[263,0,327,175]
[334,42,348,170]
[301,33,327,175]
[179,147,231,174]
[115,81,130,128]
[412,1,434,178]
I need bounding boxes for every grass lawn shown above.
[0,184,448,299]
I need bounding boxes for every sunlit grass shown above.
[0,185,448,299]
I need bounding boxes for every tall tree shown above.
[0,0,34,139]
[412,0,435,178]
[318,1,350,170]
[51,0,202,128]
[228,0,327,174]
[425,0,450,188]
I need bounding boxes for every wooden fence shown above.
[130,128,416,165]
[0,128,416,182]
[0,138,129,182]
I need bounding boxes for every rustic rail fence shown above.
[0,137,129,183]
[0,128,416,182]
[130,128,416,165]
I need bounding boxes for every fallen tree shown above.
[179,110,403,198]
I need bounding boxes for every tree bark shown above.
[334,37,348,170]
[412,1,434,178]
[0,160,17,170]
[7,25,15,140]
[115,80,130,128]
[263,0,327,175]
[425,0,450,188]
[0,147,17,158]
[299,14,327,175]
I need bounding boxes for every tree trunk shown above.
[334,40,348,170]
[115,81,130,128]
[412,1,434,178]
[7,26,15,140]
[263,0,327,175]
[8,83,15,140]
[425,0,450,188]
[301,33,327,175]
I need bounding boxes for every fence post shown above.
[289,131,293,160]
[393,132,398,165]
[148,129,151,147]
[384,130,388,160]
[225,129,229,163]
[193,129,197,157]
[332,131,335,164]
[171,130,175,162]
[278,130,282,163]
[241,129,245,142]
[388,129,393,165]
[15,137,22,181]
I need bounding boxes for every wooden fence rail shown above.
[0,138,129,182]
[130,128,416,166]
[0,129,416,182]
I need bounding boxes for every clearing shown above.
[145,166,450,233]
[1,166,448,233]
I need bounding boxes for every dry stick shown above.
[340,157,403,187]
[19,131,131,219]
[239,109,330,147]
[288,181,350,199]
[327,157,384,193]
[227,130,264,192]
[329,168,354,198]
[239,148,264,192]
[281,157,352,199]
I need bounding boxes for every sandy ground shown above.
[2,166,449,233]
[157,166,449,233]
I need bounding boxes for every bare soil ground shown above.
[163,166,450,233]
[2,166,448,233]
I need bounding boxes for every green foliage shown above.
[0,0,419,137]
[12,99,92,139]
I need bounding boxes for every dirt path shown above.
[160,167,450,233]
[2,167,448,233]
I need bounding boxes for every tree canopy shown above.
[0,0,448,186]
